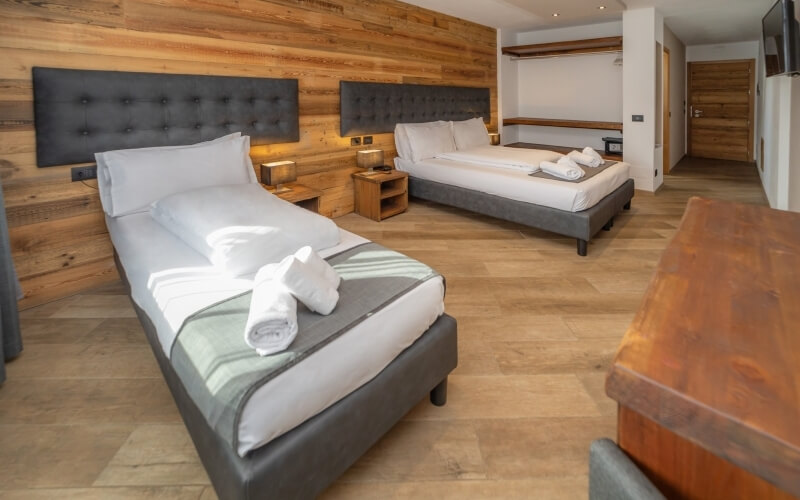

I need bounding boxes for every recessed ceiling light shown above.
[598,5,607,10]
[552,12,559,17]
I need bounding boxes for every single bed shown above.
[33,67,458,499]
[340,81,634,255]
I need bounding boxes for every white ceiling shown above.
[400,0,775,45]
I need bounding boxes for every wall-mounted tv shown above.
[763,0,800,77]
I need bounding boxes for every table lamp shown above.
[261,160,297,193]
[357,149,384,176]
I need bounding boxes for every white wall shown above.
[761,73,800,211]
[790,77,800,213]
[622,8,662,192]
[499,28,519,145]
[501,21,622,149]
[761,67,782,205]
[686,41,759,62]
[663,25,686,169]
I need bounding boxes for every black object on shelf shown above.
[603,137,623,155]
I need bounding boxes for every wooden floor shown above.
[0,157,767,499]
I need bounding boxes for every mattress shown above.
[107,212,445,456]
[395,153,631,212]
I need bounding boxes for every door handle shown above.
[693,108,703,118]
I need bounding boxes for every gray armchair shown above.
[589,438,665,500]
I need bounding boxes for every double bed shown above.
[32,67,458,499]
[340,81,635,256]
[397,149,634,256]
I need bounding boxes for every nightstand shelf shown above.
[264,182,323,213]
[352,170,408,221]
[380,184,407,200]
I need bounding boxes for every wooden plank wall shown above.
[0,0,498,309]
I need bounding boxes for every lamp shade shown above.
[261,160,297,186]
[489,133,501,146]
[356,149,384,169]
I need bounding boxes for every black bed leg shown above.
[430,377,448,406]
[623,201,631,210]
[577,239,588,256]
[602,217,614,231]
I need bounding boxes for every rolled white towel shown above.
[294,246,340,289]
[582,146,604,163]
[557,155,580,169]
[273,255,339,315]
[540,160,585,181]
[568,150,602,168]
[244,269,298,356]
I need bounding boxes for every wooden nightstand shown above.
[352,170,408,221]
[265,182,322,213]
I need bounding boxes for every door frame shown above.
[686,58,755,161]
[663,47,671,174]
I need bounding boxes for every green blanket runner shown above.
[169,242,440,452]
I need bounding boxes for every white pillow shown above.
[394,121,448,160]
[95,132,245,217]
[150,183,340,276]
[96,133,256,217]
[405,122,456,162]
[452,117,489,150]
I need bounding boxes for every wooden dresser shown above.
[606,197,800,499]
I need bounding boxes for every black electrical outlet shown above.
[350,137,361,146]
[71,165,98,182]
[363,135,373,145]
[632,115,644,122]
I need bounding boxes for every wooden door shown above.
[687,59,755,162]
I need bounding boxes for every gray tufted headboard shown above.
[339,81,490,136]
[32,67,300,167]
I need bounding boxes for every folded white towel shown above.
[568,150,602,168]
[294,246,340,289]
[540,160,585,181]
[557,156,580,169]
[582,147,604,163]
[273,255,339,315]
[244,269,298,356]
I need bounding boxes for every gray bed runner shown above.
[169,242,440,452]
[529,161,617,183]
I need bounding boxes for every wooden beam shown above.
[503,117,623,132]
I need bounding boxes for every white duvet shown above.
[396,156,631,212]
[150,183,340,276]
[435,145,562,173]
[108,213,445,457]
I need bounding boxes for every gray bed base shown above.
[116,255,458,500]
[409,177,635,256]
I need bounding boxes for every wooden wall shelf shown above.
[503,117,623,132]
[502,36,623,59]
